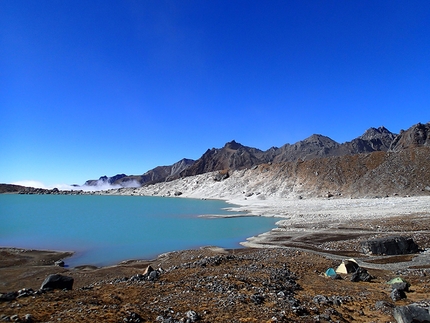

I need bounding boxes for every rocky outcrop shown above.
[0,184,27,193]
[361,237,419,255]
[390,122,430,151]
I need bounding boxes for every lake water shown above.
[0,194,277,267]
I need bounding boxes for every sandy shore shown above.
[224,195,430,221]
[224,195,430,272]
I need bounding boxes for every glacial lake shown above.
[0,194,277,267]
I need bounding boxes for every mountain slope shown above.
[272,134,341,163]
[178,140,271,177]
[83,122,430,189]
[131,146,430,200]
[390,122,430,151]
[178,127,398,177]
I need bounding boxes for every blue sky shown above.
[1,1,430,187]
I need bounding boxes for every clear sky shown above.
[1,1,430,188]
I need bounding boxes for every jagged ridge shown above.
[84,122,430,188]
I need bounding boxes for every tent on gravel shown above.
[335,259,359,274]
[324,268,337,277]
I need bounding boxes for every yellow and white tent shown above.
[335,258,359,274]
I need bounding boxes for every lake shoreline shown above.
[2,195,429,270]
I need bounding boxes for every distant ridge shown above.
[84,158,195,188]
[83,122,429,188]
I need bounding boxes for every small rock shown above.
[123,311,142,323]
[391,288,406,301]
[186,310,200,322]
[54,260,65,267]
[17,289,34,298]
[250,294,265,305]
[375,301,394,314]
[0,292,18,302]
[143,265,154,275]
[148,270,159,281]
[313,295,330,305]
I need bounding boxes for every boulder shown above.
[393,304,430,323]
[361,236,419,255]
[350,268,372,282]
[392,282,410,293]
[213,171,229,181]
[391,289,407,302]
[40,274,74,290]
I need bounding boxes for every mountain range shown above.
[84,122,430,188]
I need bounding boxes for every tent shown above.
[387,277,405,285]
[335,258,359,274]
[325,268,337,277]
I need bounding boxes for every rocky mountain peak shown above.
[224,140,243,150]
[359,126,394,141]
[300,134,339,147]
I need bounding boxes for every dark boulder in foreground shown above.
[393,303,430,323]
[361,236,419,255]
[41,274,74,290]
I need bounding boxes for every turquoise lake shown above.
[0,194,277,267]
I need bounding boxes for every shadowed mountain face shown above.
[83,122,429,188]
[179,126,400,176]
[178,140,272,178]
[389,122,430,151]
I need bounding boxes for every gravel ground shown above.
[1,245,429,323]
